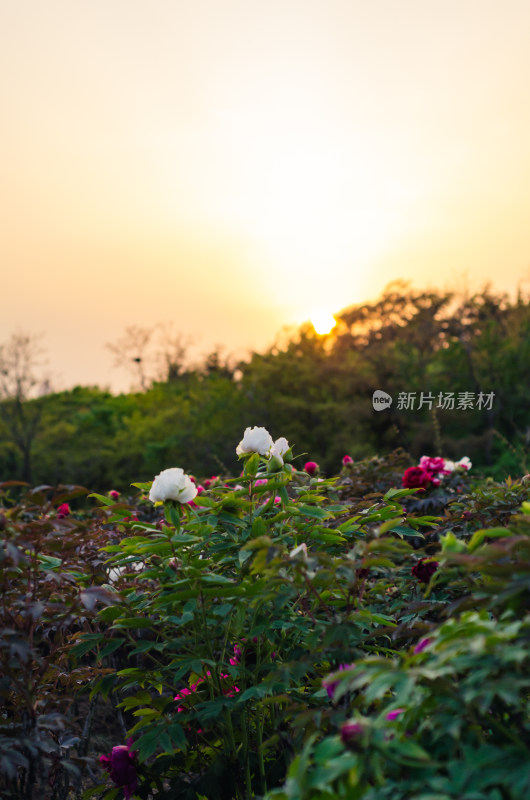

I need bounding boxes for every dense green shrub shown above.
[1,445,528,799]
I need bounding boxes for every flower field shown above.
[1,430,529,800]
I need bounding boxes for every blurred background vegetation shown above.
[1,283,528,490]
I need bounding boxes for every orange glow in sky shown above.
[2,1,530,391]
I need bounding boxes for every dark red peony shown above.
[401,466,432,489]
[411,557,439,583]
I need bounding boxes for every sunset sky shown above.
[2,1,530,392]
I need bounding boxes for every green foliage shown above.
[1,441,529,799]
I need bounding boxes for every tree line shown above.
[1,283,528,490]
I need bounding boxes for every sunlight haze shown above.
[2,0,530,390]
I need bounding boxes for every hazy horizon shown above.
[3,1,530,392]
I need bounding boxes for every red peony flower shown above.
[56,503,70,518]
[304,461,319,476]
[402,467,432,489]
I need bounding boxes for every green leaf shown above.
[89,492,116,506]
[71,640,103,658]
[99,638,126,658]
[252,517,267,536]
[113,617,154,629]
[244,453,261,477]
[468,527,511,552]
[390,525,424,538]
[296,504,330,520]
[384,488,424,500]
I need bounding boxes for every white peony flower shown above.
[443,460,455,473]
[149,467,198,504]
[236,426,274,456]
[455,456,472,471]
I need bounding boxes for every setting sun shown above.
[311,310,337,336]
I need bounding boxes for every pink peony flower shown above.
[196,485,205,494]
[342,455,354,465]
[419,456,445,474]
[254,478,268,486]
[109,490,120,500]
[57,503,70,518]
[304,461,319,476]
[402,467,432,490]
[229,644,242,666]
[99,741,138,799]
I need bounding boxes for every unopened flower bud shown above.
[340,721,365,746]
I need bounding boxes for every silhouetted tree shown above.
[0,332,49,481]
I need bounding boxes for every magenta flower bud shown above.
[340,721,365,745]
[342,455,354,465]
[322,663,355,700]
[109,490,120,500]
[385,708,406,721]
[413,637,433,654]
[57,503,70,518]
[304,461,319,476]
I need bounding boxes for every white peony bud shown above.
[149,467,198,504]
[290,543,308,559]
[269,437,290,465]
